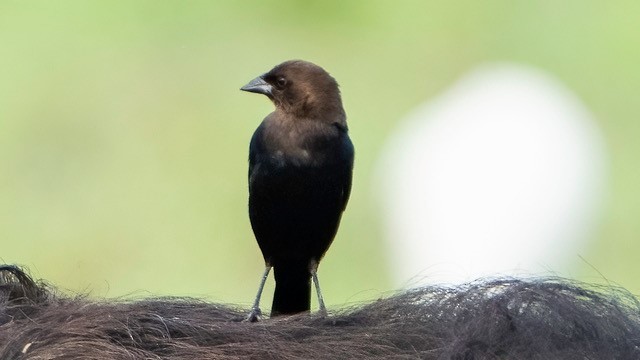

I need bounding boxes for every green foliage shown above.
[1,1,638,306]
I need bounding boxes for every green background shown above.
[1,1,639,309]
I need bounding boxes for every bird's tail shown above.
[271,262,311,316]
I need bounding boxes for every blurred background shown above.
[1,1,639,310]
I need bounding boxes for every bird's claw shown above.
[317,307,328,318]
[245,307,262,322]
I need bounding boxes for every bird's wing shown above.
[337,127,355,212]
[248,123,266,187]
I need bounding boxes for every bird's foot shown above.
[317,306,328,318]
[311,267,328,318]
[245,307,262,322]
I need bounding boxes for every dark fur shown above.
[2,265,640,359]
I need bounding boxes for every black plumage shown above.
[241,60,354,320]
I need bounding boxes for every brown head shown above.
[241,60,345,122]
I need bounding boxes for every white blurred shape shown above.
[376,63,607,286]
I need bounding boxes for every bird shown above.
[240,60,354,321]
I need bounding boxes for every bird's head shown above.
[241,60,344,119]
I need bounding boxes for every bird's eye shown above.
[276,77,287,89]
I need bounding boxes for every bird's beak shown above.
[240,75,273,96]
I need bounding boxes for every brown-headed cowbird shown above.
[241,60,354,320]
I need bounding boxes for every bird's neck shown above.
[278,100,346,126]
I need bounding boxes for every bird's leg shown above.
[310,260,327,317]
[246,265,271,322]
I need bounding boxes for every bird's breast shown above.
[255,116,346,171]
[268,147,315,168]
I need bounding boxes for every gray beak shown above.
[240,75,272,96]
